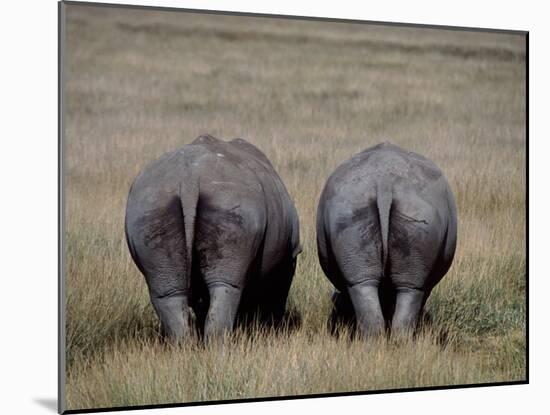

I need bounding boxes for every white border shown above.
[1,1,544,414]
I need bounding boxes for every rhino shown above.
[316,142,457,337]
[125,135,301,341]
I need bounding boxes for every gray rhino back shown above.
[317,142,457,337]
[125,135,300,340]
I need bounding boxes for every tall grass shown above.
[63,4,526,411]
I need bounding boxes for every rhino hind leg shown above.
[127,198,194,342]
[348,280,385,338]
[330,207,386,338]
[390,287,425,336]
[387,204,443,336]
[152,292,193,341]
[204,281,243,341]
[143,262,194,342]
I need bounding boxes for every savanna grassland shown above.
[62,4,527,411]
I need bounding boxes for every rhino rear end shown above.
[317,143,457,339]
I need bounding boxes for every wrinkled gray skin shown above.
[317,143,457,338]
[125,135,301,341]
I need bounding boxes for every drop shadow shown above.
[34,398,57,413]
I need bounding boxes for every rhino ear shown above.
[293,243,303,258]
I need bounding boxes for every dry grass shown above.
[62,4,526,412]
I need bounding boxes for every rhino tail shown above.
[179,175,200,280]
[376,179,393,272]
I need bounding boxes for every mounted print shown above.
[59,1,527,413]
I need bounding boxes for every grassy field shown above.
[63,4,527,411]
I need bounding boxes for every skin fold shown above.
[125,135,301,342]
[317,142,457,338]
